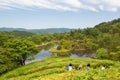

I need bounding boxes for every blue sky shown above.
[0,0,120,29]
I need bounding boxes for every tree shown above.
[110,46,120,61]
[28,34,43,45]
[0,48,18,74]
[0,32,13,47]
[60,39,71,49]
[83,28,101,38]
[97,34,112,53]
[96,48,109,59]
[110,52,120,61]
[5,38,39,65]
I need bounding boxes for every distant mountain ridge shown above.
[0,27,26,31]
[0,27,71,34]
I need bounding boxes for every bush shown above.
[110,52,120,61]
[110,46,120,61]
[96,48,109,59]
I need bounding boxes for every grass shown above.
[0,57,120,80]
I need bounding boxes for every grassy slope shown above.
[0,57,120,80]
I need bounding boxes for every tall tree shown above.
[4,38,39,65]
[0,48,18,74]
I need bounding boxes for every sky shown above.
[0,0,120,29]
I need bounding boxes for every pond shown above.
[25,49,95,64]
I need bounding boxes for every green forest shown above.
[0,18,120,79]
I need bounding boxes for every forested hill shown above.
[0,28,71,34]
[0,31,34,38]
[95,18,120,33]
[54,18,120,60]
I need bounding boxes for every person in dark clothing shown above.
[78,64,82,70]
[86,63,90,70]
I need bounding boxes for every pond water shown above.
[25,49,95,64]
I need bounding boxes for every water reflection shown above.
[26,44,95,64]
[25,50,51,64]
[26,49,95,64]
[70,54,80,58]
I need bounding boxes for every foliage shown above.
[96,48,109,59]
[28,34,43,44]
[110,52,120,61]
[28,34,54,45]
[110,46,120,61]
[82,28,101,38]
[95,18,120,34]
[0,48,19,74]
[51,18,120,60]
[57,39,71,50]
[4,38,39,65]
[10,31,34,38]
[0,32,14,47]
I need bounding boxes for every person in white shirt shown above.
[101,65,106,70]
[66,63,74,71]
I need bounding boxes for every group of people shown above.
[66,63,106,71]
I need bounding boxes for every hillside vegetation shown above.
[51,18,120,61]
[0,18,120,79]
[95,18,120,33]
[0,57,120,80]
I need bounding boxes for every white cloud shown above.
[82,0,120,12]
[0,0,120,12]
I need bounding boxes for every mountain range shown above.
[0,28,71,34]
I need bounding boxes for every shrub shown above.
[110,52,120,61]
[96,48,109,59]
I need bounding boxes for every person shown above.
[78,64,82,70]
[101,65,106,70]
[66,63,74,71]
[86,63,90,70]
